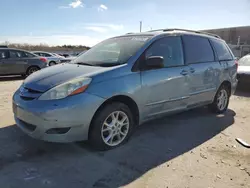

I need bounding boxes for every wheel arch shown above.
[219,80,232,96]
[88,95,140,138]
[26,65,40,75]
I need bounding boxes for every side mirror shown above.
[145,56,164,70]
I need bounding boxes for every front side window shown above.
[183,35,215,64]
[71,35,152,67]
[211,39,233,61]
[0,50,7,59]
[145,36,184,67]
[9,50,26,58]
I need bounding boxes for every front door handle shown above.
[180,70,188,75]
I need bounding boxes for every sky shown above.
[1,0,250,47]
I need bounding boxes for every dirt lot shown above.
[0,76,250,188]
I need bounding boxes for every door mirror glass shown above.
[145,56,164,70]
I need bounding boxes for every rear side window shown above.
[10,50,27,58]
[10,50,35,58]
[211,39,233,61]
[34,52,41,56]
[183,35,215,64]
[0,50,7,59]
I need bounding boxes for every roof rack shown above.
[147,28,221,39]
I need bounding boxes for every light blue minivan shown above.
[13,29,238,150]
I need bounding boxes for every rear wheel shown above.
[89,102,134,151]
[26,66,39,76]
[209,85,230,114]
[49,61,56,66]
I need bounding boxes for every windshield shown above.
[239,55,250,66]
[71,35,152,67]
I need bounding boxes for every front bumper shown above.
[13,90,104,142]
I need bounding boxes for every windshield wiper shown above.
[97,62,125,67]
[75,62,95,66]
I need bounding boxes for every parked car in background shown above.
[0,48,48,77]
[51,53,65,59]
[62,53,70,58]
[32,51,63,66]
[13,29,238,150]
[59,56,76,63]
[237,55,250,87]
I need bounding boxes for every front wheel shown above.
[89,102,134,151]
[209,86,230,114]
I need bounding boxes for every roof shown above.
[0,47,19,50]
[0,48,36,53]
[124,28,222,40]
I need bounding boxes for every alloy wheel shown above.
[217,89,228,111]
[101,111,129,147]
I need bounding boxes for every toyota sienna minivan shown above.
[13,29,238,150]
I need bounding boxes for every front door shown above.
[140,36,190,119]
[4,50,28,74]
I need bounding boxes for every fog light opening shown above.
[46,127,71,134]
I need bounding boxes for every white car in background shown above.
[32,51,64,66]
[237,54,250,88]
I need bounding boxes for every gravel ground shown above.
[0,76,250,188]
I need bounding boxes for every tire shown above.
[21,74,27,78]
[49,61,56,66]
[209,85,230,114]
[26,66,40,76]
[89,102,134,151]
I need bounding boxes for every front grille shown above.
[20,96,36,101]
[26,88,42,94]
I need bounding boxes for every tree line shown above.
[2,42,91,52]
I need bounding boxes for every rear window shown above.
[211,39,233,61]
[183,35,215,64]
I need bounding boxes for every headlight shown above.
[38,77,92,100]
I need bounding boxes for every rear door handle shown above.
[180,70,188,75]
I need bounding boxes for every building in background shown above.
[202,26,250,58]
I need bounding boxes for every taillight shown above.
[235,60,238,70]
[40,57,47,63]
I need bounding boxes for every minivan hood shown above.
[24,63,112,92]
